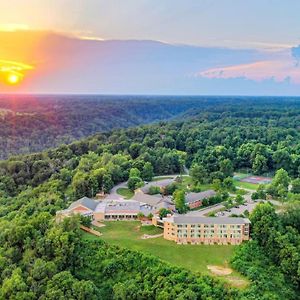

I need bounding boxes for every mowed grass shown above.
[233,172,251,180]
[177,176,214,191]
[116,187,134,199]
[233,172,273,191]
[233,179,258,190]
[84,221,239,277]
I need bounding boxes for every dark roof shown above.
[185,190,216,203]
[105,201,140,213]
[167,215,251,225]
[141,178,175,193]
[132,191,163,206]
[157,200,175,210]
[69,197,98,211]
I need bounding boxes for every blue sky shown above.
[0,1,300,94]
[1,0,300,48]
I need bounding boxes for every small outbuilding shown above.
[185,190,216,209]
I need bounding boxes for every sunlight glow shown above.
[7,73,20,84]
[0,59,33,85]
[0,23,30,32]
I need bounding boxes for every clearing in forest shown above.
[83,221,248,287]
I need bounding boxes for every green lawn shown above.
[234,189,248,196]
[116,187,134,199]
[179,175,193,188]
[233,172,273,191]
[233,179,258,190]
[233,172,252,180]
[176,176,214,192]
[84,221,244,281]
[139,225,163,235]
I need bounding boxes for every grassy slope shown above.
[85,221,239,276]
[233,180,258,190]
[83,175,255,286]
[116,188,134,199]
[233,172,273,190]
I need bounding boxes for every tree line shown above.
[0,94,221,159]
[0,98,300,298]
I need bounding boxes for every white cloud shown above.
[0,23,30,32]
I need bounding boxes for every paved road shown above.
[106,175,283,217]
[105,181,128,200]
[221,202,257,217]
[183,166,189,175]
[185,200,273,218]
[184,188,279,218]
[105,175,181,200]
[185,204,225,217]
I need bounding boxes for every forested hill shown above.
[1,95,300,160]
[0,99,300,298]
[2,96,300,191]
[0,94,219,159]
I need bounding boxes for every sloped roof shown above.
[141,178,175,193]
[104,200,140,214]
[69,197,99,211]
[185,190,216,203]
[132,191,163,206]
[156,200,175,210]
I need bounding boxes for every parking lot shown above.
[217,201,259,217]
[186,198,281,218]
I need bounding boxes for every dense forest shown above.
[1,95,300,160]
[0,97,300,299]
[0,95,223,159]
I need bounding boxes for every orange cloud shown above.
[198,58,300,84]
[0,59,34,85]
[0,23,30,32]
[0,30,82,90]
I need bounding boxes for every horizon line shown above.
[1,92,300,98]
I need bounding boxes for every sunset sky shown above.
[1,0,300,95]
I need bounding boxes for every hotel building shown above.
[160,215,250,245]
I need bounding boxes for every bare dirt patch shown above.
[141,233,163,239]
[207,265,233,276]
[226,276,249,288]
[80,225,102,237]
[207,265,249,288]
[92,221,106,228]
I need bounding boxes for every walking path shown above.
[141,233,163,239]
[105,174,183,200]
[80,225,102,236]
[105,181,128,200]
[92,220,106,228]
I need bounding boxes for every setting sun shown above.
[0,59,33,86]
[7,73,20,84]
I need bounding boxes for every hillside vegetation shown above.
[1,95,300,160]
[0,95,219,159]
[0,98,299,299]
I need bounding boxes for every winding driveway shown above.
[106,175,181,200]
[105,181,128,200]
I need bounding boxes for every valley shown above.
[0,97,299,299]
